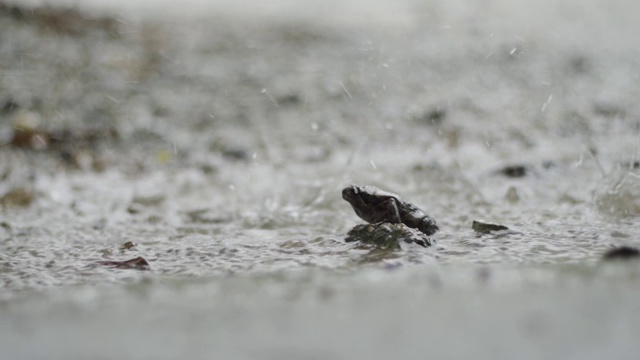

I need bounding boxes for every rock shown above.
[472,220,509,234]
[345,223,432,249]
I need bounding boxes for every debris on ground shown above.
[9,123,118,170]
[602,246,640,261]
[0,3,121,36]
[100,257,150,270]
[0,187,35,208]
[496,165,529,178]
[120,241,137,250]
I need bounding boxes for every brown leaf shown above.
[10,129,50,150]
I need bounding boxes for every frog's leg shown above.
[418,216,439,236]
[382,198,402,223]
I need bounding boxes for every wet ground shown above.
[1,1,640,359]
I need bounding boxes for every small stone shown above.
[415,107,447,125]
[276,93,302,105]
[132,194,165,207]
[602,246,640,261]
[610,231,630,239]
[221,147,249,161]
[147,214,163,224]
[568,55,591,74]
[445,128,459,148]
[127,204,143,214]
[12,110,41,131]
[542,160,556,169]
[100,256,150,270]
[472,220,509,234]
[558,193,581,205]
[200,164,218,174]
[593,102,624,118]
[497,165,528,178]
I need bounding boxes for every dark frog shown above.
[342,185,439,236]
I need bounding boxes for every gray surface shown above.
[1,0,640,358]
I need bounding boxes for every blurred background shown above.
[1,0,640,359]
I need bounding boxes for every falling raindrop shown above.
[541,95,553,112]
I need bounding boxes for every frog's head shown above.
[342,185,360,203]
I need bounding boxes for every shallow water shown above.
[1,0,640,358]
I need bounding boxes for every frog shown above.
[342,184,439,236]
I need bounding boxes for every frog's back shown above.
[399,201,439,236]
[359,185,399,200]
[415,215,439,235]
